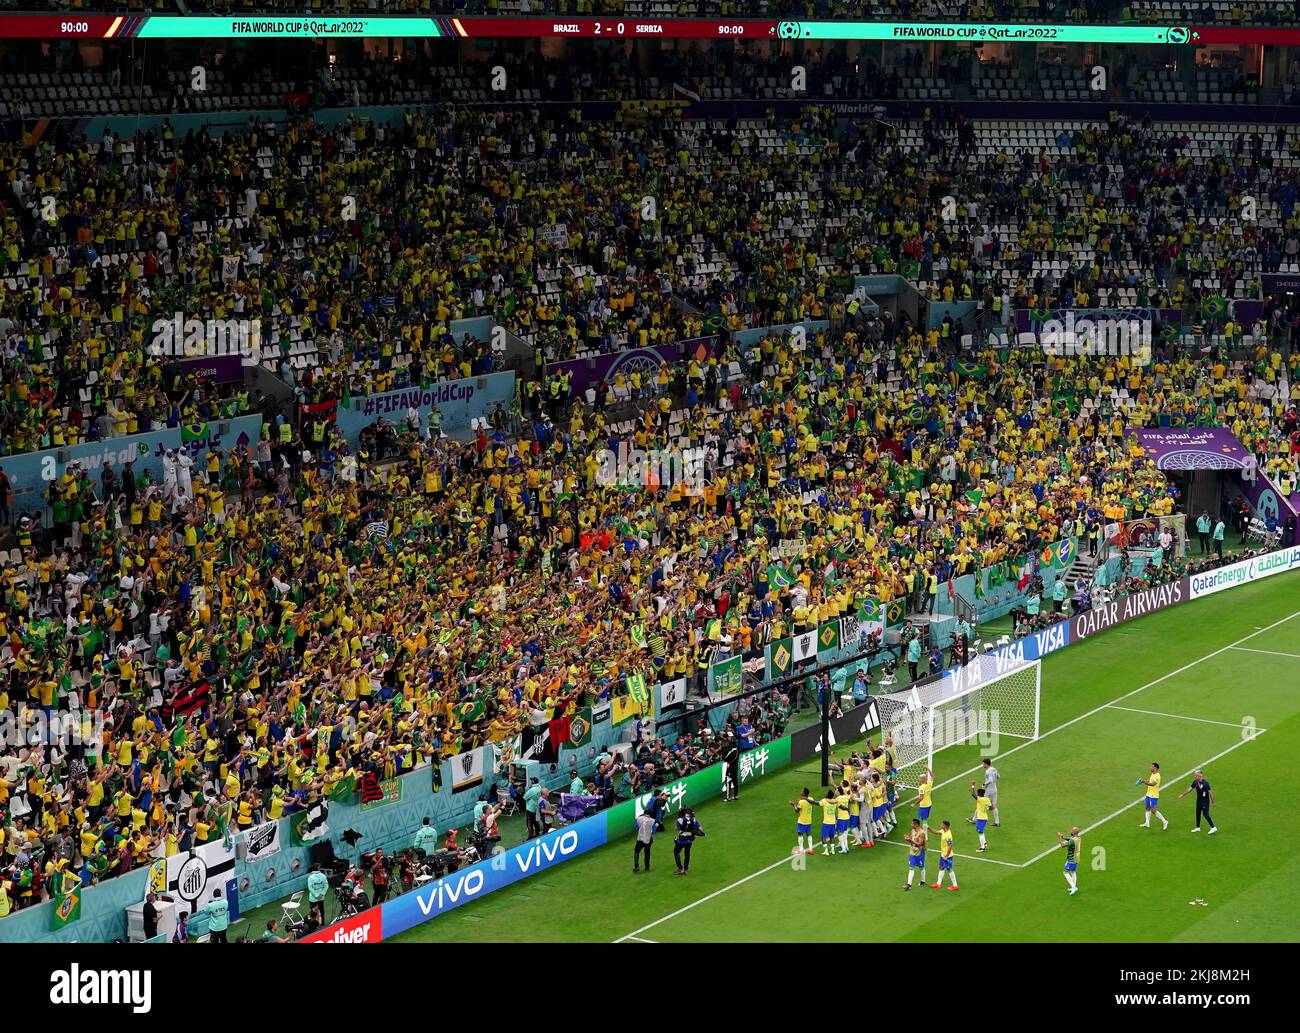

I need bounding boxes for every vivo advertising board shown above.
[380,814,607,938]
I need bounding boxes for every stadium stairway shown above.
[1064,552,1100,589]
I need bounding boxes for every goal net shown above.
[873,656,1040,788]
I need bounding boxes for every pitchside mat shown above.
[388,572,1300,943]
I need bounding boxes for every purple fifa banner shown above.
[546,337,718,398]
[1263,272,1300,294]
[178,355,244,384]
[1131,428,1253,471]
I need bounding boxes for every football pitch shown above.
[393,573,1300,943]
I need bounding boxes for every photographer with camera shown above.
[673,807,705,875]
[370,848,391,906]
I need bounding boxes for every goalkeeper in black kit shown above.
[722,740,741,802]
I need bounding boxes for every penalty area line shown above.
[1229,645,1300,660]
[1018,731,1265,868]
[1103,704,1268,732]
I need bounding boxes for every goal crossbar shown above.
[874,656,1041,788]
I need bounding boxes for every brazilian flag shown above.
[767,563,796,590]
[457,698,485,723]
[50,889,82,931]
[1200,294,1226,320]
[328,773,356,800]
[954,360,987,379]
[885,600,905,626]
[180,422,208,445]
[569,707,593,748]
[767,637,793,681]
[816,620,841,656]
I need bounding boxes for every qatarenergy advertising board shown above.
[1188,546,1300,599]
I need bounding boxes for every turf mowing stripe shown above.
[1104,704,1269,731]
[613,855,793,942]
[1016,732,1265,868]
[1228,645,1300,660]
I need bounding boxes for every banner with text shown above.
[335,372,516,444]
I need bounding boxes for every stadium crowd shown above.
[9,100,1300,459]
[3,81,1300,916]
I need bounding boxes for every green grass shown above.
[390,570,1300,943]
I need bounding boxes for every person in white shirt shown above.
[176,451,194,499]
[161,450,177,500]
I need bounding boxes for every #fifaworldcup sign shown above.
[334,371,516,442]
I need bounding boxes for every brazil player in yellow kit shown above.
[868,772,888,840]
[835,784,852,854]
[818,790,839,856]
[1138,761,1169,830]
[970,783,993,851]
[916,766,935,823]
[851,775,872,847]
[789,788,815,854]
[927,819,958,890]
[903,818,927,889]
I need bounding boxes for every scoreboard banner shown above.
[1,16,1283,44]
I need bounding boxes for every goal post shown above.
[874,657,1041,788]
